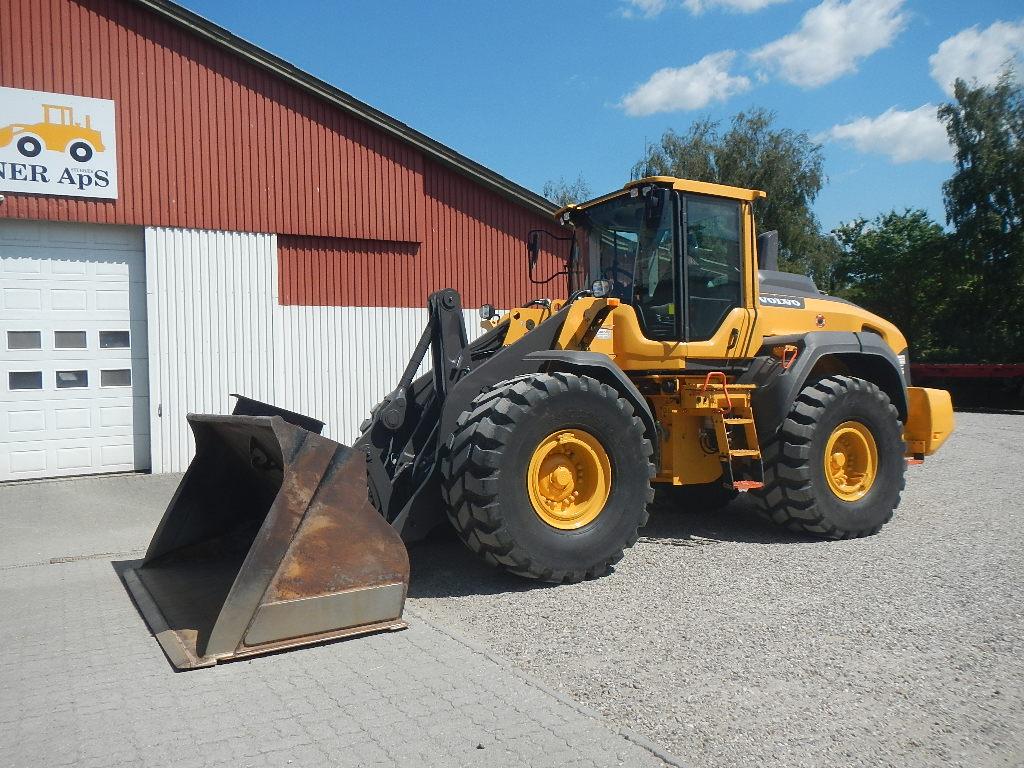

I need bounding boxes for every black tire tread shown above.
[440,372,655,583]
[753,374,905,539]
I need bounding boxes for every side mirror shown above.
[527,231,540,270]
[757,230,780,271]
[591,279,612,298]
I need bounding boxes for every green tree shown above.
[833,210,952,360]
[542,174,591,207]
[938,70,1024,361]
[633,108,833,281]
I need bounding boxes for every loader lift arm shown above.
[357,288,581,541]
[356,289,474,536]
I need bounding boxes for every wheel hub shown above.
[528,429,611,529]
[824,420,878,502]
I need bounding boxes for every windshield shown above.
[568,190,677,338]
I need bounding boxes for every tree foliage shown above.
[632,109,832,281]
[937,70,1024,361]
[542,174,591,207]
[833,72,1024,363]
[833,210,951,360]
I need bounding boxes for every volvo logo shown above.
[758,294,805,309]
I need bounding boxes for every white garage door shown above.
[0,220,150,481]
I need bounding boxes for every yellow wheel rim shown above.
[824,420,878,502]
[527,428,612,530]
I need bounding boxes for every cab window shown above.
[684,195,743,341]
[631,200,676,340]
[571,191,677,340]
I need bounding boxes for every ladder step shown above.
[732,480,764,492]
[728,449,761,457]
[723,417,753,425]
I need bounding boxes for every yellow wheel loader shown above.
[123,177,955,669]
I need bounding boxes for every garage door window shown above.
[56,370,88,388]
[7,331,42,349]
[9,371,43,390]
[99,330,130,348]
[101,369,132,387]
[54,331,88,349]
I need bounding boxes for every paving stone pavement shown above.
[0,478,681,768]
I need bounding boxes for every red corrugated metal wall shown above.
[1,0,566,307]
[279,161,569,308]
[0,0,424,241]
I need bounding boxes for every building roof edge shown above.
[130,0,559,220]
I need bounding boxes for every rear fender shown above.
[739,331,908,437]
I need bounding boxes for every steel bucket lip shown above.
[120,561,407,670]
[120,561,217,670]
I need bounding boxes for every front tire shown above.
[754,375,905,538]
[441,373,654,582]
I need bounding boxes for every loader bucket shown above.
[122,412,409,670]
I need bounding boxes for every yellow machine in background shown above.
[124,177,953,668]
[0,103,104,162]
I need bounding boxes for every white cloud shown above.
[620,51,752,116]
[820,105,952,163]
[621,0,668,18]
[684,0,791,13]
[622,0,789,17]
[750,0,907,89]
[929,20,1024,97]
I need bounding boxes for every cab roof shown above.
[555,176,767,220]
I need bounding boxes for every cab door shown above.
[679,193,756,361]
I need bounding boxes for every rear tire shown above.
[754,375,905,538]
[441,373,654,582]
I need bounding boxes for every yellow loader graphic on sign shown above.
[0,104,105,163]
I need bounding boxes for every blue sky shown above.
[183,0,1023,231]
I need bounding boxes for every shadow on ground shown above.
[407,489,815,600]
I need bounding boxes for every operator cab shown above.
[559,179,750,343]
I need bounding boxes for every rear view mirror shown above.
[757,230,780,271]
[526,228,573,285]
[527,231,540,270]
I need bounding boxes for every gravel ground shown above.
[407,412,1024,768]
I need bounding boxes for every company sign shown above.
[0,86,117,199]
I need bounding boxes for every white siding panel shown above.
[273,305,480,445]
[147,226,484,472]
[277,305,483,444]
[146,228,277,472]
